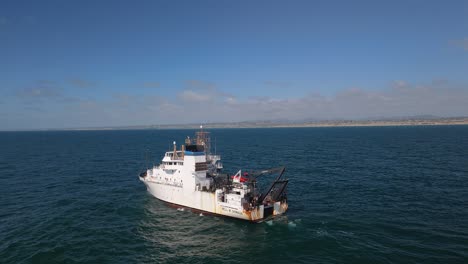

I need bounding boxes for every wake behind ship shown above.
[139,127,289,222]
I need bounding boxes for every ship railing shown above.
[208,154,221,161]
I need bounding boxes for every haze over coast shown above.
[52,116,468,131]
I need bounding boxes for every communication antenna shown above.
[145,149,149,169]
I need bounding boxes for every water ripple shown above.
[1,127,468,263]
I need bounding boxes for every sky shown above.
[1,0,468,130]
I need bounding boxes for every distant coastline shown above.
[58,117,468,131]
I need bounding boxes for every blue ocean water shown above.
[1,126,467,263]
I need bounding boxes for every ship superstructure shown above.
[139,127,288,222]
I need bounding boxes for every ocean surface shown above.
[1,126,468,263]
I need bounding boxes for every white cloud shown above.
[3,79,468,130]
[17,80,62,99]
[18,87,60,98]
[185,80,216,90]
[178,90,213,103]
[69,78,95,88]
[451,38,468,51]
[178,80,234,104]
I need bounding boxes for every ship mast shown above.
[195,125,211,157]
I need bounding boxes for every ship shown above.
[139,126,289,222]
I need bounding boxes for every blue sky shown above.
[1,0,468,130]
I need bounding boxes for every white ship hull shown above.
[141,179,288,221]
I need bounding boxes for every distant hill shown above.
[58,116,468,131]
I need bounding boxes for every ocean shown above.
[1,126,467,263]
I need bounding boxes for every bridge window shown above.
[195,162,208,171]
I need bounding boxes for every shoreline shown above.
[3,118,468,132]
